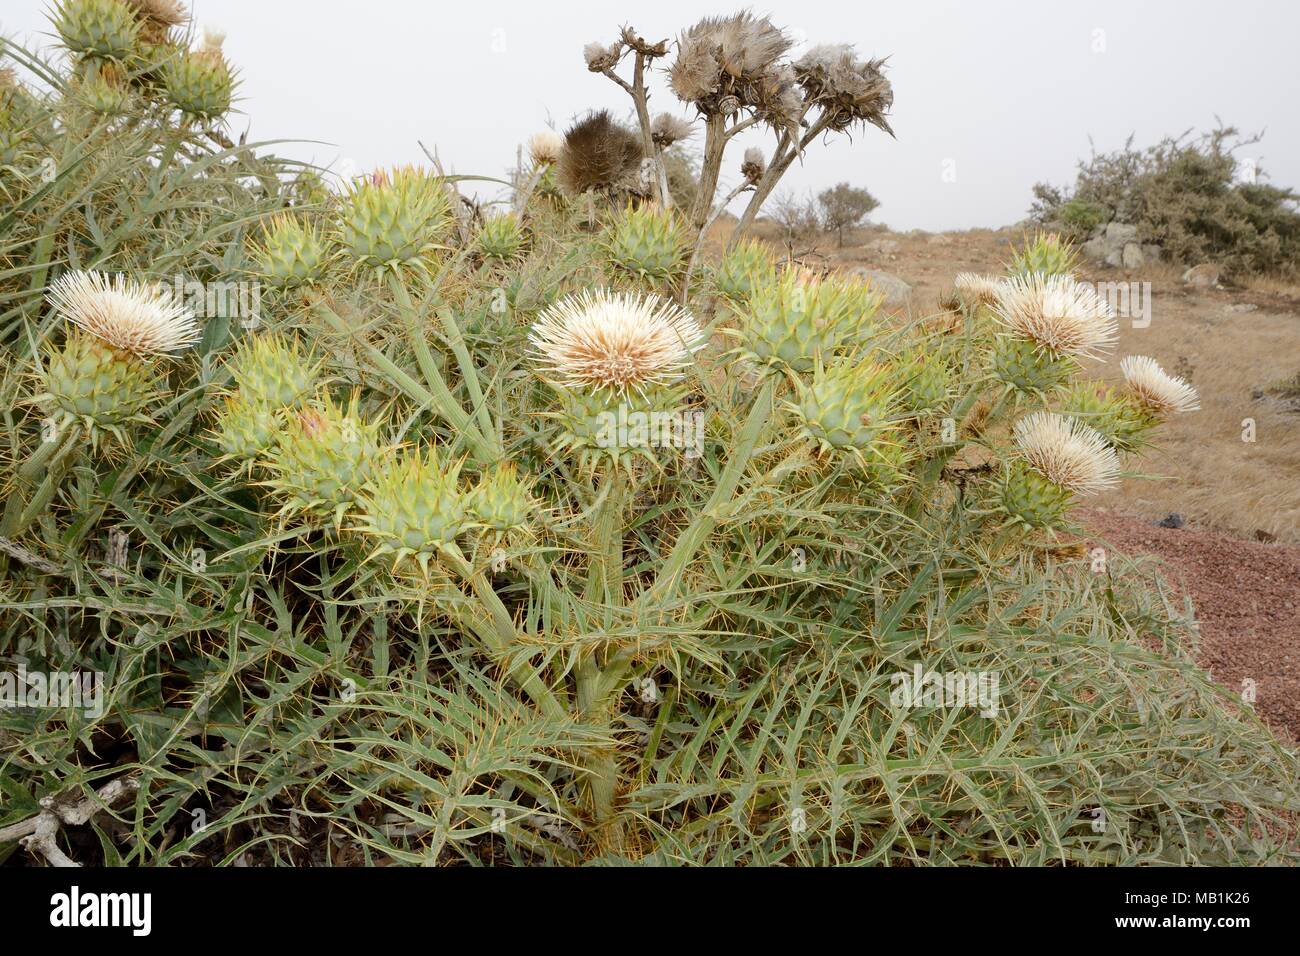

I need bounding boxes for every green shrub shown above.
[1031,126,1300,278]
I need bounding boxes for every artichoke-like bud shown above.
[899,349,951,414]
[160,33,233,118]
[1001,412,1120,530]
[467,462,533,532]
[212,392,281,463]
[1001,461,1072,530]
[710,238,774,301]
[226,333,318,409]
[793,358,897,454]
[355,446,468,566]
[52,0,141,60]
[40,329,154,433]
[335,166,452,271]
[1007,231,1078,279]
[729,267,881,375]
[73,62,132,115]
[991,335,1074,395]
[1059,381,1149,455]
[476,213,525,261]
[605,204,688,281]
[250,214,328,288]
[263,395,381,521]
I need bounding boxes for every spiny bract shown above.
[604,204,689,280]
[336,167,452,271]
[356,447,469,564]
[251,215,328,288]
[730,268,881,374]
[226,333,318,409]
[53,0,140,61]
[262,396,380,520]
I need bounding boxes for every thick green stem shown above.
[643,376,776,603]
[1,426,79,537]
[441,544,565,721]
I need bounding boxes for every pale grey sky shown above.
[4,0,1298,230]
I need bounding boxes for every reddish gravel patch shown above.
[1081,508,1300,744]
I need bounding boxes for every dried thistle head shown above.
[46,270,199,357]
[527,129,564,166]
[670,13,797,129]
[741,147,766,183]
[583,40,622,72]
[529,289,704,395]
[794,44,893,134]
[125,0,187,27]
[556,110,644,197]
[1119,356,1200,416]
[651,113,693,148]
[1013,412,1120,495]
[993,273,1117,360]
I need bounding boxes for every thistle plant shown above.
[1,13,1295,871]
[603,203,688,281]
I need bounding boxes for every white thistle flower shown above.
[1120,355,1200,415]
[200,27,226,53]
[46,270,200,356]
[528,130,564,166]
[529,289,704,394]
[1013,411,1120,495]
[953,272,1006,306]
[994,273,1117,359]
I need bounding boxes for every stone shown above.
[1121,242,1144,269]
[853,268,912,308]
[1183,263,1220,289]
[1102,223,1138,268]
[1155,513,1185,530]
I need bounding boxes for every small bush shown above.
[1032,126,1300,278]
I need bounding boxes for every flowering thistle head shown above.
[47,270,199,356]
[1119,355,1200,417]
[1002,412,1120,529]
[529,289,703,395]
[953,272,1005,308]
[528,129,564,167]
[1013,412,1120,495]
[993,273,1117,360]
